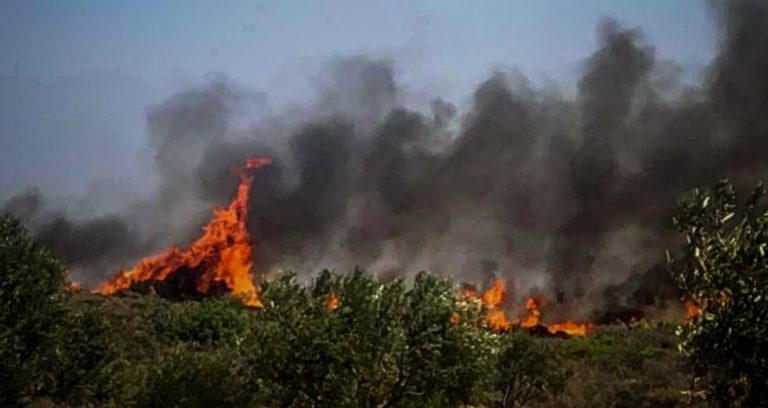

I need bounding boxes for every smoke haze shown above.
[4,0,767,319]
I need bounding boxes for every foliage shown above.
[495,333,569,407]
[0,215,67,405]
[244,269,498,407]
[132,345,254,408]
[669,179,768,407]
[44,302,124,406]
[554,326,689,407]
[0,212,713,407]
[148,296,252,346]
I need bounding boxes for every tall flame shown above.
[95,157,271,307]
[518,297,543,329]
[480,280,512,331]
[481,280,506,308]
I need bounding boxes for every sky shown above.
[0,0,716,203]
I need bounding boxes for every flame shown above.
[449,312,461,325]
[518,297,542,329]
[95,157,271,307]
[469,281,593,337]
[481,280,505,307]
[486,309,512,331]
[479,280,512,331]
[461,283,478,299]
[546,320,594,337]
[515,296,592,336]
[325,293,340,311]
[685,300,701,321]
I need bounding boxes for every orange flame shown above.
[481,280,506,307]
[461,284,478,299]
[685,300,701,321]
[449,311,461,325]
[326,293,340,311]
[480,280,512,331]
[546,320,594,337]
[516,296,592,336]
[518,297,542,329]
[95,157,271,307]
[487,309,512,331]
[469,281,593,337]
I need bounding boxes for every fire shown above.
[487,309,512,331]
[518,297,542,329]
[326,293,340,311]
[450,312,461,325]
[481,280,505,307]
[468,280,593,337]
[461,283,478,299]
[684,300,701,321]
[478,280,512,331]
[546,320,593,337]
[515,295,592,336]
[95,157,272,307]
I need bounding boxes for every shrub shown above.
[670,180,768,407]
[495,333,569,407]
[44,302,124,406]
[244,269,499,407]
[148,296,252,346]
[133,345,254,408]
[0,215,67,405]
[554,326,689,407]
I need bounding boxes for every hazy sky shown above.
[0,1,715,203]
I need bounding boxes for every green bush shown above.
[244,269,500,407]
[148,296,252,346]
[132,345,254,408]
[670,180,768,407]
[495,333,569,407]
[552,326,690,407]
[44,302,124,406]
[0,215,67,405]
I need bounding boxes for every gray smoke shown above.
[4,1,768,319]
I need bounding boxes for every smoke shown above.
[4,1,768,318]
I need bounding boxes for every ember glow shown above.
[461,283,478,299]
[325,293,340,311]
[685,300,702,321]
[95,157,272,307]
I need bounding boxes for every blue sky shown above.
[0,1,716,202]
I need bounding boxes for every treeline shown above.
[1,179,767,407]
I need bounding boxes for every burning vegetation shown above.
[3,175,768,407]
[96,157,271,308]
[84,156,694,338]
[463,280,594,337]
[3,0,768,404]
[85,158,601,337]
[4,0,767,337]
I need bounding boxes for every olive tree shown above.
[669,180,768,407]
